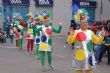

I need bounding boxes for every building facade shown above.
[1,0,110,35]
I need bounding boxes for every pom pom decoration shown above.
[74,8,89,24]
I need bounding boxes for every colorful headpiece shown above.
[26,12,33,19]
[74,8,89,24]
[41,10,51,20]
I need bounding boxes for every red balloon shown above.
[45,28,52,36]
[76,32,86,42]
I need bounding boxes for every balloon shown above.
[87,41,93,52]
[88,56,93,66]
[76,32,86,42]
[41,35,47,42]
[45,28,52,36]
[75,49,86,61]
[39,42,48,51]
[35,38,40,43]
[17,28,21,33]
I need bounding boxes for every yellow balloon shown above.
[39,43,48,51]
[38,15,44,21]
[75,49,86,61]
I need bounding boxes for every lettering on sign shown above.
[39,0,49,5]
[10,0,22,4]
[80,2,90,6]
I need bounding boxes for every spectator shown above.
[98,31,110,65]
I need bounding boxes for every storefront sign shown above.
[79,1,97,8]
[2,0,30,6]
[35,0,53,7]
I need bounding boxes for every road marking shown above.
[0,46,16,49]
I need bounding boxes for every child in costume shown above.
[16,16,24,50]
[35,14,62,71]
[67,9,105,73]
[34,14,43,59]
[24,13,35,55]
[10,17,17,44]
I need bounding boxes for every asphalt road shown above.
[0,35,110,73]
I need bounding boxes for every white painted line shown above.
[0,46,16,49]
